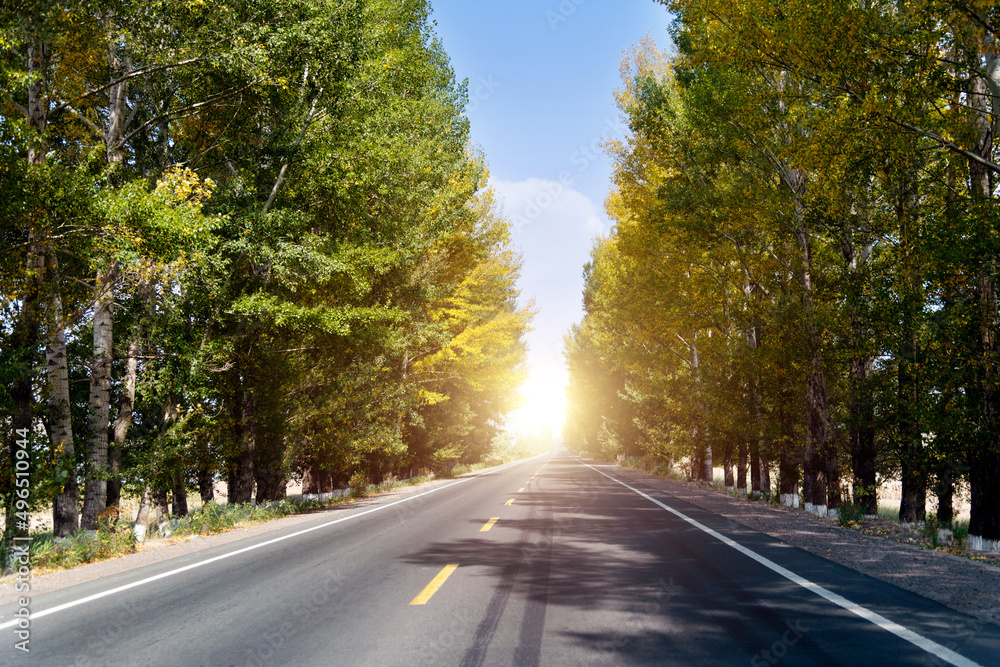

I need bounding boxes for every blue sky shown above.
[429,1,673,435]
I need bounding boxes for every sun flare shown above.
[506,371,568,437]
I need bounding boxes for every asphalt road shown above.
[2,452,999,666]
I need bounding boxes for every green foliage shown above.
[30,516,137,571]
[165,499,326,537]
[0,0,531,554]
[838,503,867,527]
[349,471,371,498]
[567,2,1000,542]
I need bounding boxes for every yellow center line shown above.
[410,565,459,606]
[518,487,525,493]
[505,498,514,506]
[480,517,500,532]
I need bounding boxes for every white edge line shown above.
[575,458,982,667]
[0,453,547,630]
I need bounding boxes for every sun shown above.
[506,371,567,437]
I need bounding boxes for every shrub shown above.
[953,520,970,549]
[838,503,867,527]
[30,517,137,571]
[922,514,941,546]
[349,471,370,498]
[379,473,399,492]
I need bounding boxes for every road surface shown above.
[1,453,998,665]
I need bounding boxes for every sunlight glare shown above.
[507,371,567,437]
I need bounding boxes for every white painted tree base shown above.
[780,493,799,508]
[737,488,747,497]
[805,503,827,517]
[827,508,838,518]
[969,534,1000,552]
[725,486,735,494]
[302,489,348,502]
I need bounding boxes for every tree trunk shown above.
[936,464,955,526]
[737,438,748,496]
[104,42,129,166]
[703,444,713,486]
[108,336,139,508]
[198,466,215,505]
[171,471,188,516]
[230,375,256,505]
[82,266,116,528]
[6,305,38,558]
[779,449,799,509]
[723,444,734,492]
[758,451,771,498]
[789,169,833,517]
[47,291,79,537]
[690,442,704,482]
[27,43,47,166]
[898,160,925,523]
[850,356,877,516]
[27,37,78,536]
[968,47,1000,550]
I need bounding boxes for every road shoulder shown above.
[601,462,1000,628]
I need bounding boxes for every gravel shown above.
[605,463,1000,628]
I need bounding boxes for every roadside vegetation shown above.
[12,433,548,576]
[566,1,1000,553]
[0,0,534,569]
[609,454,993,566]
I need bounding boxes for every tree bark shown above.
[47,290,79,537]
[198,467,214,505]
[229,370,256,505]
[936,463,954,526]
[849,355,877,515]
[723,444,734,492]
[107,336,140,508]
[171,471,188,516]
[26,36,78,536]
[749,443,761,493]
[737,438,748,496]
[788,169,834,516]
[82,266,116,528]
[968,45,1000,550]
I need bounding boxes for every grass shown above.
[29,514,137,572]
[6,450,545,576]
[877,503,900,522]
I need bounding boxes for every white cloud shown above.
[492,178,607,436]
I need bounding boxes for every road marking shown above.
[575,459,983,667]
[0,454,549,631]
[505,498,514,506]
[410,565,459,605]
[518,487,525,493]
[480,517,500,532]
